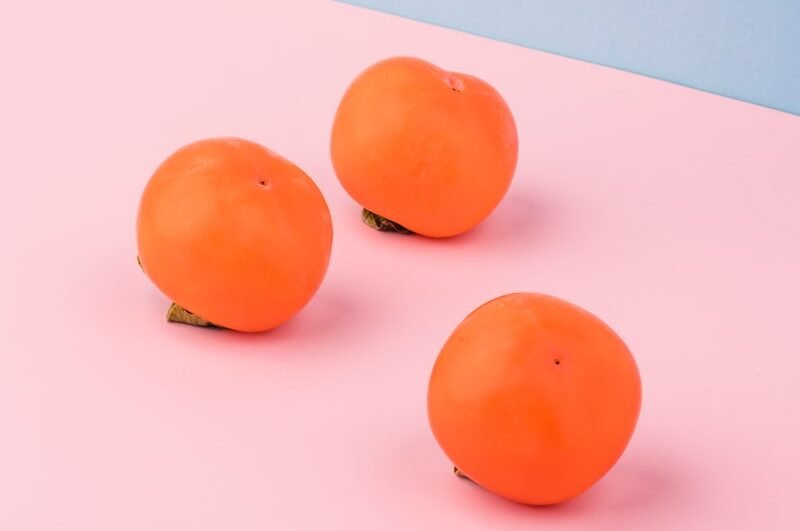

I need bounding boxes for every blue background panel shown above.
[341,0,800,115]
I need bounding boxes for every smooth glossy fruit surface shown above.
[137,138,332,332]
[428,293,641,505]
[331,56,518,237]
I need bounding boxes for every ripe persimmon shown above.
[136,138,333,332]
[330,57,518,238]
[428,293,641,505]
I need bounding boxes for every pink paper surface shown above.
[1,1,799,529]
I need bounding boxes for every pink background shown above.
[2,1,799,529]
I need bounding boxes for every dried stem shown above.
[361,208,413,234]
[166,302,217,328]
[453,466,471,481]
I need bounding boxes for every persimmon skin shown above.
[331,57,518,238]
[428,293,641,505]
[136,138,332,332]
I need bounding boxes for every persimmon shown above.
[136,138,333,332]
[428,293,641,505]
[330,57,518,238]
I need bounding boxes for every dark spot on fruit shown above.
[445,74,464,93]
[554,359,561,366]
[258,180,266,186]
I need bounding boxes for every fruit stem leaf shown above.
[453,466,471,481]
[166,302,218,328]
[361,208,413,234]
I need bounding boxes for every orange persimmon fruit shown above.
[136,138,333,332]
[330,56,518,237]
[428,293,641,505]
